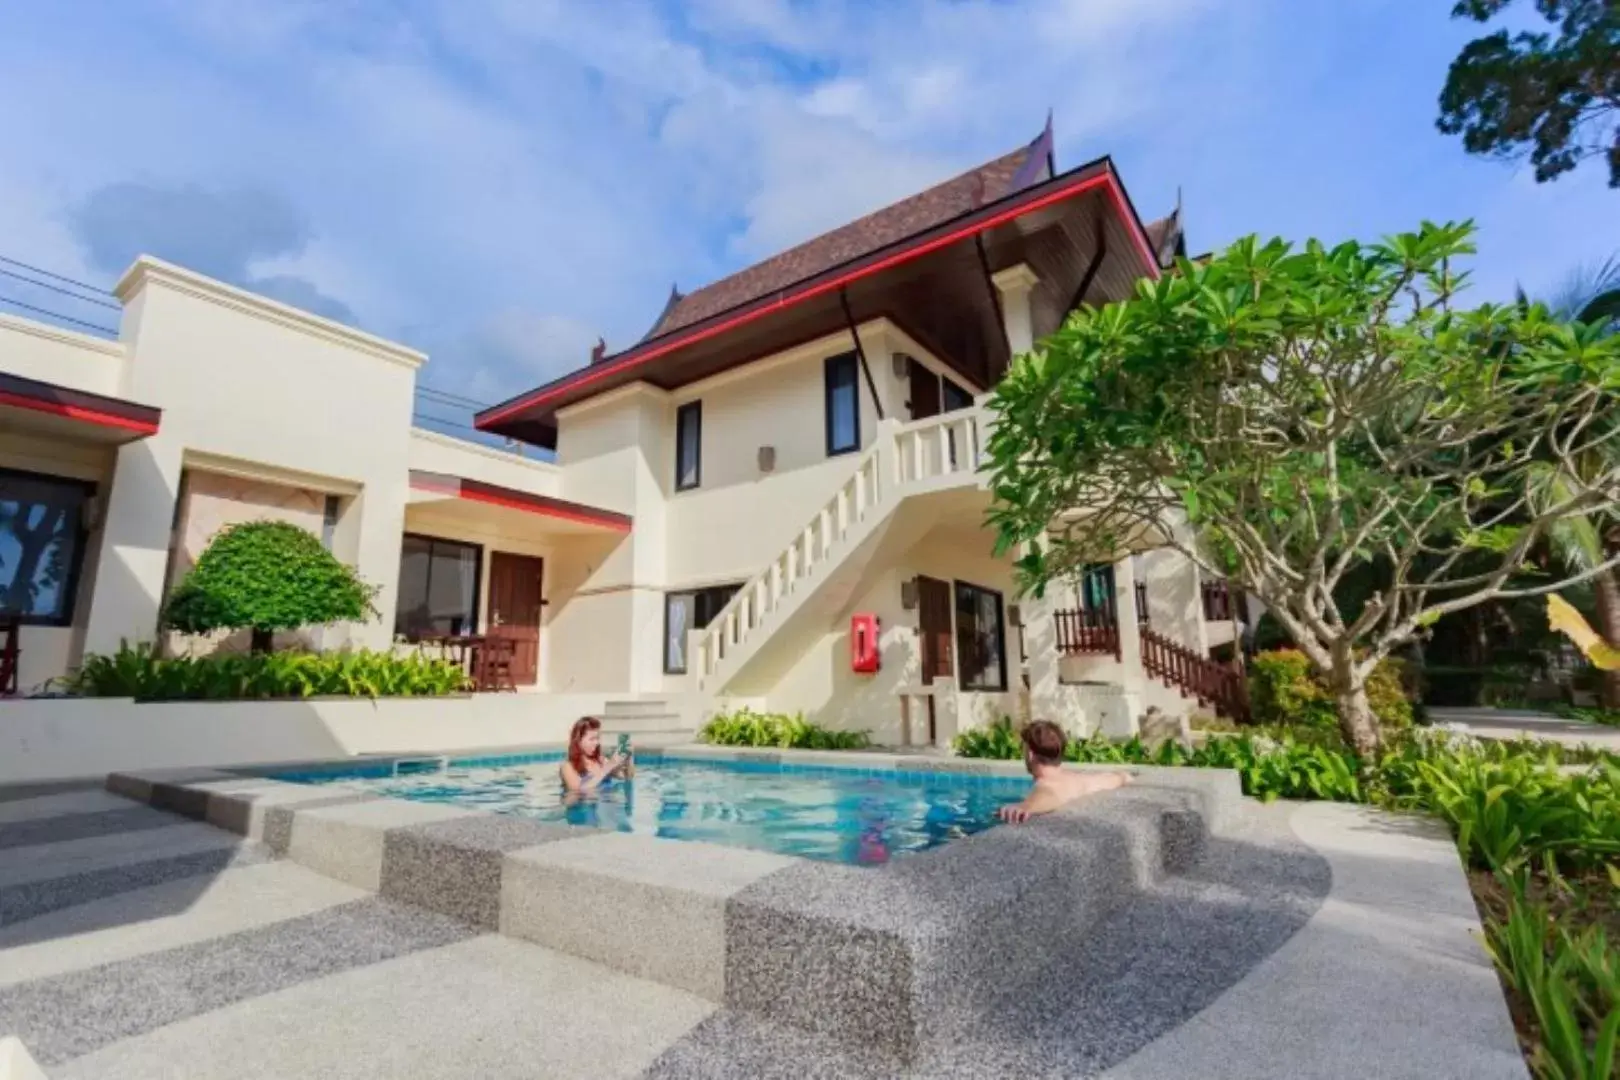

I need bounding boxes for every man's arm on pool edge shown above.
[997,772,1131,824]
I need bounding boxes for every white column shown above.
[1113,553,1145,692]
[82,439,183,658]
[991,264,1041,358]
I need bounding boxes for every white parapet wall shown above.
[0,693,611,786]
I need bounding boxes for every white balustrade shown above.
[693,404,988,684]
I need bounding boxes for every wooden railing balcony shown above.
[1142,627,1250,722]
[1053,607,1121,660]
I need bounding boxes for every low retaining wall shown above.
[0,693,610,786]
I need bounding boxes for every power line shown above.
[0,255,114,300]
[0,294,118,336]
[0,267,121,310]
[415,385,491,410]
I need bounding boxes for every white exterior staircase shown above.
[691,404,990,699]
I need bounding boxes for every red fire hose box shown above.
[851,613,880,673]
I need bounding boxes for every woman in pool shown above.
[560,716,634,794]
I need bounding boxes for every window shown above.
[394,534,482,639]
[941,378,973,413]
[824,352,860,455]
[664,582,743,674]
[953,581,1007,692]
[0,468,92,626]
[320,494,342,550]
[675,401,702,491]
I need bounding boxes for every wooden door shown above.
[916,575,954,684]
[908,359,941,421]
[488,553,544,685]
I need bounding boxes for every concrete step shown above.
[603,698,679,720]
[600,713,690,734]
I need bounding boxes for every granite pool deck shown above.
[0,766,1525,1078]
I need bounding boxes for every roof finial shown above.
[590,337,607,365]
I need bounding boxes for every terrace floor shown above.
[0,770,1524,1079]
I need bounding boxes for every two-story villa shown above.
[0,122,1239,760]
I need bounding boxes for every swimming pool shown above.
[280,753,1030,865]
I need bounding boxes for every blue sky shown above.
[1,0,1613,425]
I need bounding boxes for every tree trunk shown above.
[1594,566,1620,710]
[1329,663,1381,759]
[249,628,274,655]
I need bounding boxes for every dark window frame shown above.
[0,466,95,628]
[393,532,484,641]
[953,579,1008,693]
[320,494,342,551]
[675,400,702,491]
[824,351,861,457]
[663,582,743,674]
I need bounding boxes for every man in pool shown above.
[997,720,1130,823]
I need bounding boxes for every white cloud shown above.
[2,0,1609,411]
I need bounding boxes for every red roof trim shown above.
[477,162,1158,431]
[409,471,632,533]
[0,376,161,436]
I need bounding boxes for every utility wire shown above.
[0,294,118,335]
[416,386,491,410]
[0,255,114,301]
[0,267,122,310]
[0,252,502,422]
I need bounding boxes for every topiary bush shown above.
[162,521,378,653]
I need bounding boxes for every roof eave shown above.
[477,155,1159,438]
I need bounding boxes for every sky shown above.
[0,0,1614,434]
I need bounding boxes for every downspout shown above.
[839,287,885,421]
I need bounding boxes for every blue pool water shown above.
[280,754,1030,865]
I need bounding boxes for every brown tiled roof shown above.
[1143,211,1182,268]
[642,137,1047,341]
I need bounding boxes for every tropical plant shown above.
[698,708,871,750]
[1482,873,1620,1079]
[985,221,1620,756]
[65,641,467,700]
[1437,0,1620,188]
[162,521,378,653]
[1526,256,1620,707]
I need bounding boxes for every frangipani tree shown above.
[986,222,1620,755]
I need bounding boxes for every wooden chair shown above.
[0,615,19,697]
[475,637,518,693]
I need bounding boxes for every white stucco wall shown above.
[761,524,1026,745]
[0,693,611,786]
[407,428,561,497]
[0,314,127,397]
[80,259,423,659]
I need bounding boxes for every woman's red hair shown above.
[567,716,603,775]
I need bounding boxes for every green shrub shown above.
[162,521,378,653]
[952,718,1364,802]
[66,642,468,700]
[1249,650,1338,729]
[951,718,1025,759]
[1482,874,1620,1080]
[699,708,870,750]
[1559,706,1620,729]
[1248,648,1413,730]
